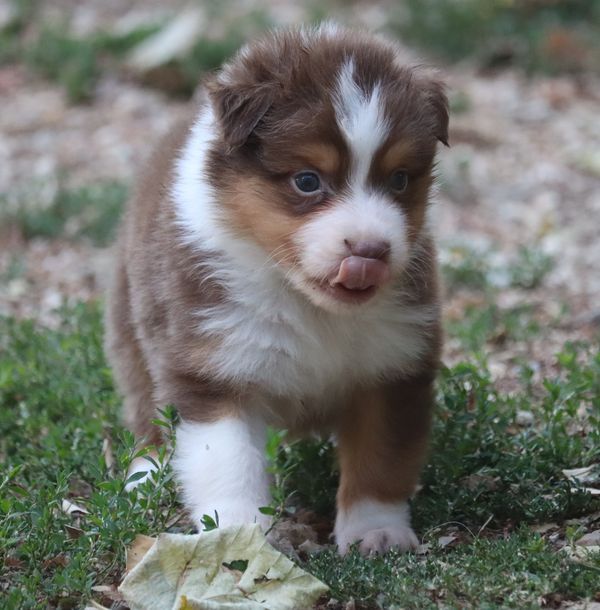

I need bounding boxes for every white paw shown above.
[354,525,419,555]
[334,498,418,555]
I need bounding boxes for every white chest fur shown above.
[195,261,435,401]
[172,107,436,411]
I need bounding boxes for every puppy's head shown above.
[205,25,448,312]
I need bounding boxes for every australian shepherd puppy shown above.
[105,24,448,555]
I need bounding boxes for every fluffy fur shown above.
[334,499,418,555]
[172,417,271,528]
[104,24,448,555]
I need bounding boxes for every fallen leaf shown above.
[119,524,328,610]
[61,498,89,515]
[43,553,68,569]
[563,465,599,484]
[461,473,499,491]
[83,602,111,610]
[297,539,327,556]
[125,534,156,573]
[65,525,84,539]
[438,535,458,548]
[532,523,558,535]
[102,437,115,475]
[571,487,600,496]
[91,584,123,601]
[4,555,24,569]
[561,545,600,562]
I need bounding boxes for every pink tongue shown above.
[332,256,390,290]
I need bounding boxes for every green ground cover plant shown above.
[0,1,269,102]
[0,12,159,103]
[1,292,598,608]
[393,0,600,74]
[3,0,599,106]
[1,182,127,246]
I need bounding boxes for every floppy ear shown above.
[425,78,450,147]
[207,76,276,152]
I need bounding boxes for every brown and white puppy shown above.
[105,24,448,555]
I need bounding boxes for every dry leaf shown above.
[571,487,600,496]
[532,523,558,535]
[563,465,599,484]
[119,524,328,610]
[297,539,327,556]
[461,473,499,491]
[83,602,111,610]
[65,525,84,539]
[561,545,600,562]
[125,534,157,573]
[438,535,458,548]
[61,498,89,515]
[102,437,115,475]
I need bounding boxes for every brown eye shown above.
[293,171,321,194]
[390,170,408,193]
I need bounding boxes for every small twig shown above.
[477,514,494,538]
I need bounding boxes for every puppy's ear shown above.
[414,72,449,147]
[425,78,449,147]
[207,74,277,152]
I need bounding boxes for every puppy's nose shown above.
[344,239,391,261]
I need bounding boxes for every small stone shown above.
[576,529,600,547]
[515,410,535,427]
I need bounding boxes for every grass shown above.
[4,0,599,106]
[307,531,600,609]
[0,181,127,246]
[0,2,269,101]
[441,243,554,293]
[0,305,179,609]
[392,0,600,74]
[35,24,164,103]
[0,177,597,607]
[1,289,598,608]
[0,9,158,103]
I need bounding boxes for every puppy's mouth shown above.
[312,256,391,305]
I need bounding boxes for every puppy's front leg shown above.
[172,411,272,531]
[334,376,434,555]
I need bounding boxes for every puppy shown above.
[104,24,448,555]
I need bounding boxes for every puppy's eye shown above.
[390,170,409,193]
[293,171,321,194]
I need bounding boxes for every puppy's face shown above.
[206,27,448,312]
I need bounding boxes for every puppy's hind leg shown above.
[104,262,163,489]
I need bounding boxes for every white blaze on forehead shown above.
[334,58,389,186]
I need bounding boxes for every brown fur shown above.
[104,26,447,536]
[336,373,436,509]
[104,116,238,434]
